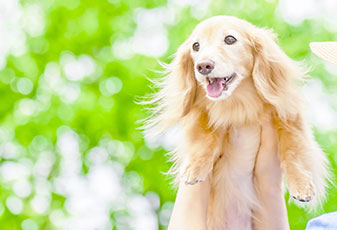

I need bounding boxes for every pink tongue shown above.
[207,78,225,98]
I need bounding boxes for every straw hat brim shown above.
[310,42,337,66]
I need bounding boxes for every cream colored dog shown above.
[145,16,329,229]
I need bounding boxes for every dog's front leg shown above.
[178,109,220,185]
[276,114,317,202]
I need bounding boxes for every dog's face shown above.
[189,16,254,101]
[153,16,303,123]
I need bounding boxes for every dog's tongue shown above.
[207,78,225,98]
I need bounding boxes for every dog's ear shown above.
[170,39,197,117]
[144,38,197,135]
[249,28,305,120]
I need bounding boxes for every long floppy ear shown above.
[249,28,306,120]
[168,39,197,117]
[144,38,197,135]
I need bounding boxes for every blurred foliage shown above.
[0,0,336,229]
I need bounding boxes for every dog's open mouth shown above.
[206,73,236,98]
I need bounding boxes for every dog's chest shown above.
[213,124,261,193]
[208,125,261,230]
[225,124,261,174]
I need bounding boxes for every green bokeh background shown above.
[0,0,336,229]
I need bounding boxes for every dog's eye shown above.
[224,35,237,45]
[192,42,200,51]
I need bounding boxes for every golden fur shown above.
[145,16,329,229]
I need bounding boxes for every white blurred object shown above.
[169,0,210,19]
[17,98,39,116]
[0,142,21,159]
[324,62,337,75]
[278,0,316,25]
[302,78,337,131]
[50,209,67,228]
[113,7,170,59]
[278,0,337,29]
[87,146,108,165]
[0,1,45,68]
[53,128,147,230]
[0,0,26,68]
[159,202,174,226]
[21,219,38,230]
[21,3,45,37]
[112,0,210,59]
[0,161,31,182]
[128,194,158,230]
[6,196,23,214]
[99,77,123,96]
[13,179,32,198]
[17,78,34,95]
[61,53,96,82]
[41,61,82,104]
[30,194,50,214]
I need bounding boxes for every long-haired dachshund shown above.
[145,16,329,229]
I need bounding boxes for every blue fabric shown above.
[305,212,337,230]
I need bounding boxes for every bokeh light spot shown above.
[159,201,174,226]
[22,4,45,37]
[21,219,38,230]
[99,77,123,96]
[13,179,32,198]
[6,196,23,214]
[49,209,67,228]
[0,68,15,84]
[17,78,34,95]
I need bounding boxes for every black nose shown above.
[196,60,214,75]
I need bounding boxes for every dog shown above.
[144,16,329,229]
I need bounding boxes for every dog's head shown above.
[171,16,303,117]
[149,16,304,133]
[189,16,254,101]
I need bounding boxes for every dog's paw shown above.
[288,178,315,202]
[182,160,213,185]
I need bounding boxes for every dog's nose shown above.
[196,60,214,75]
